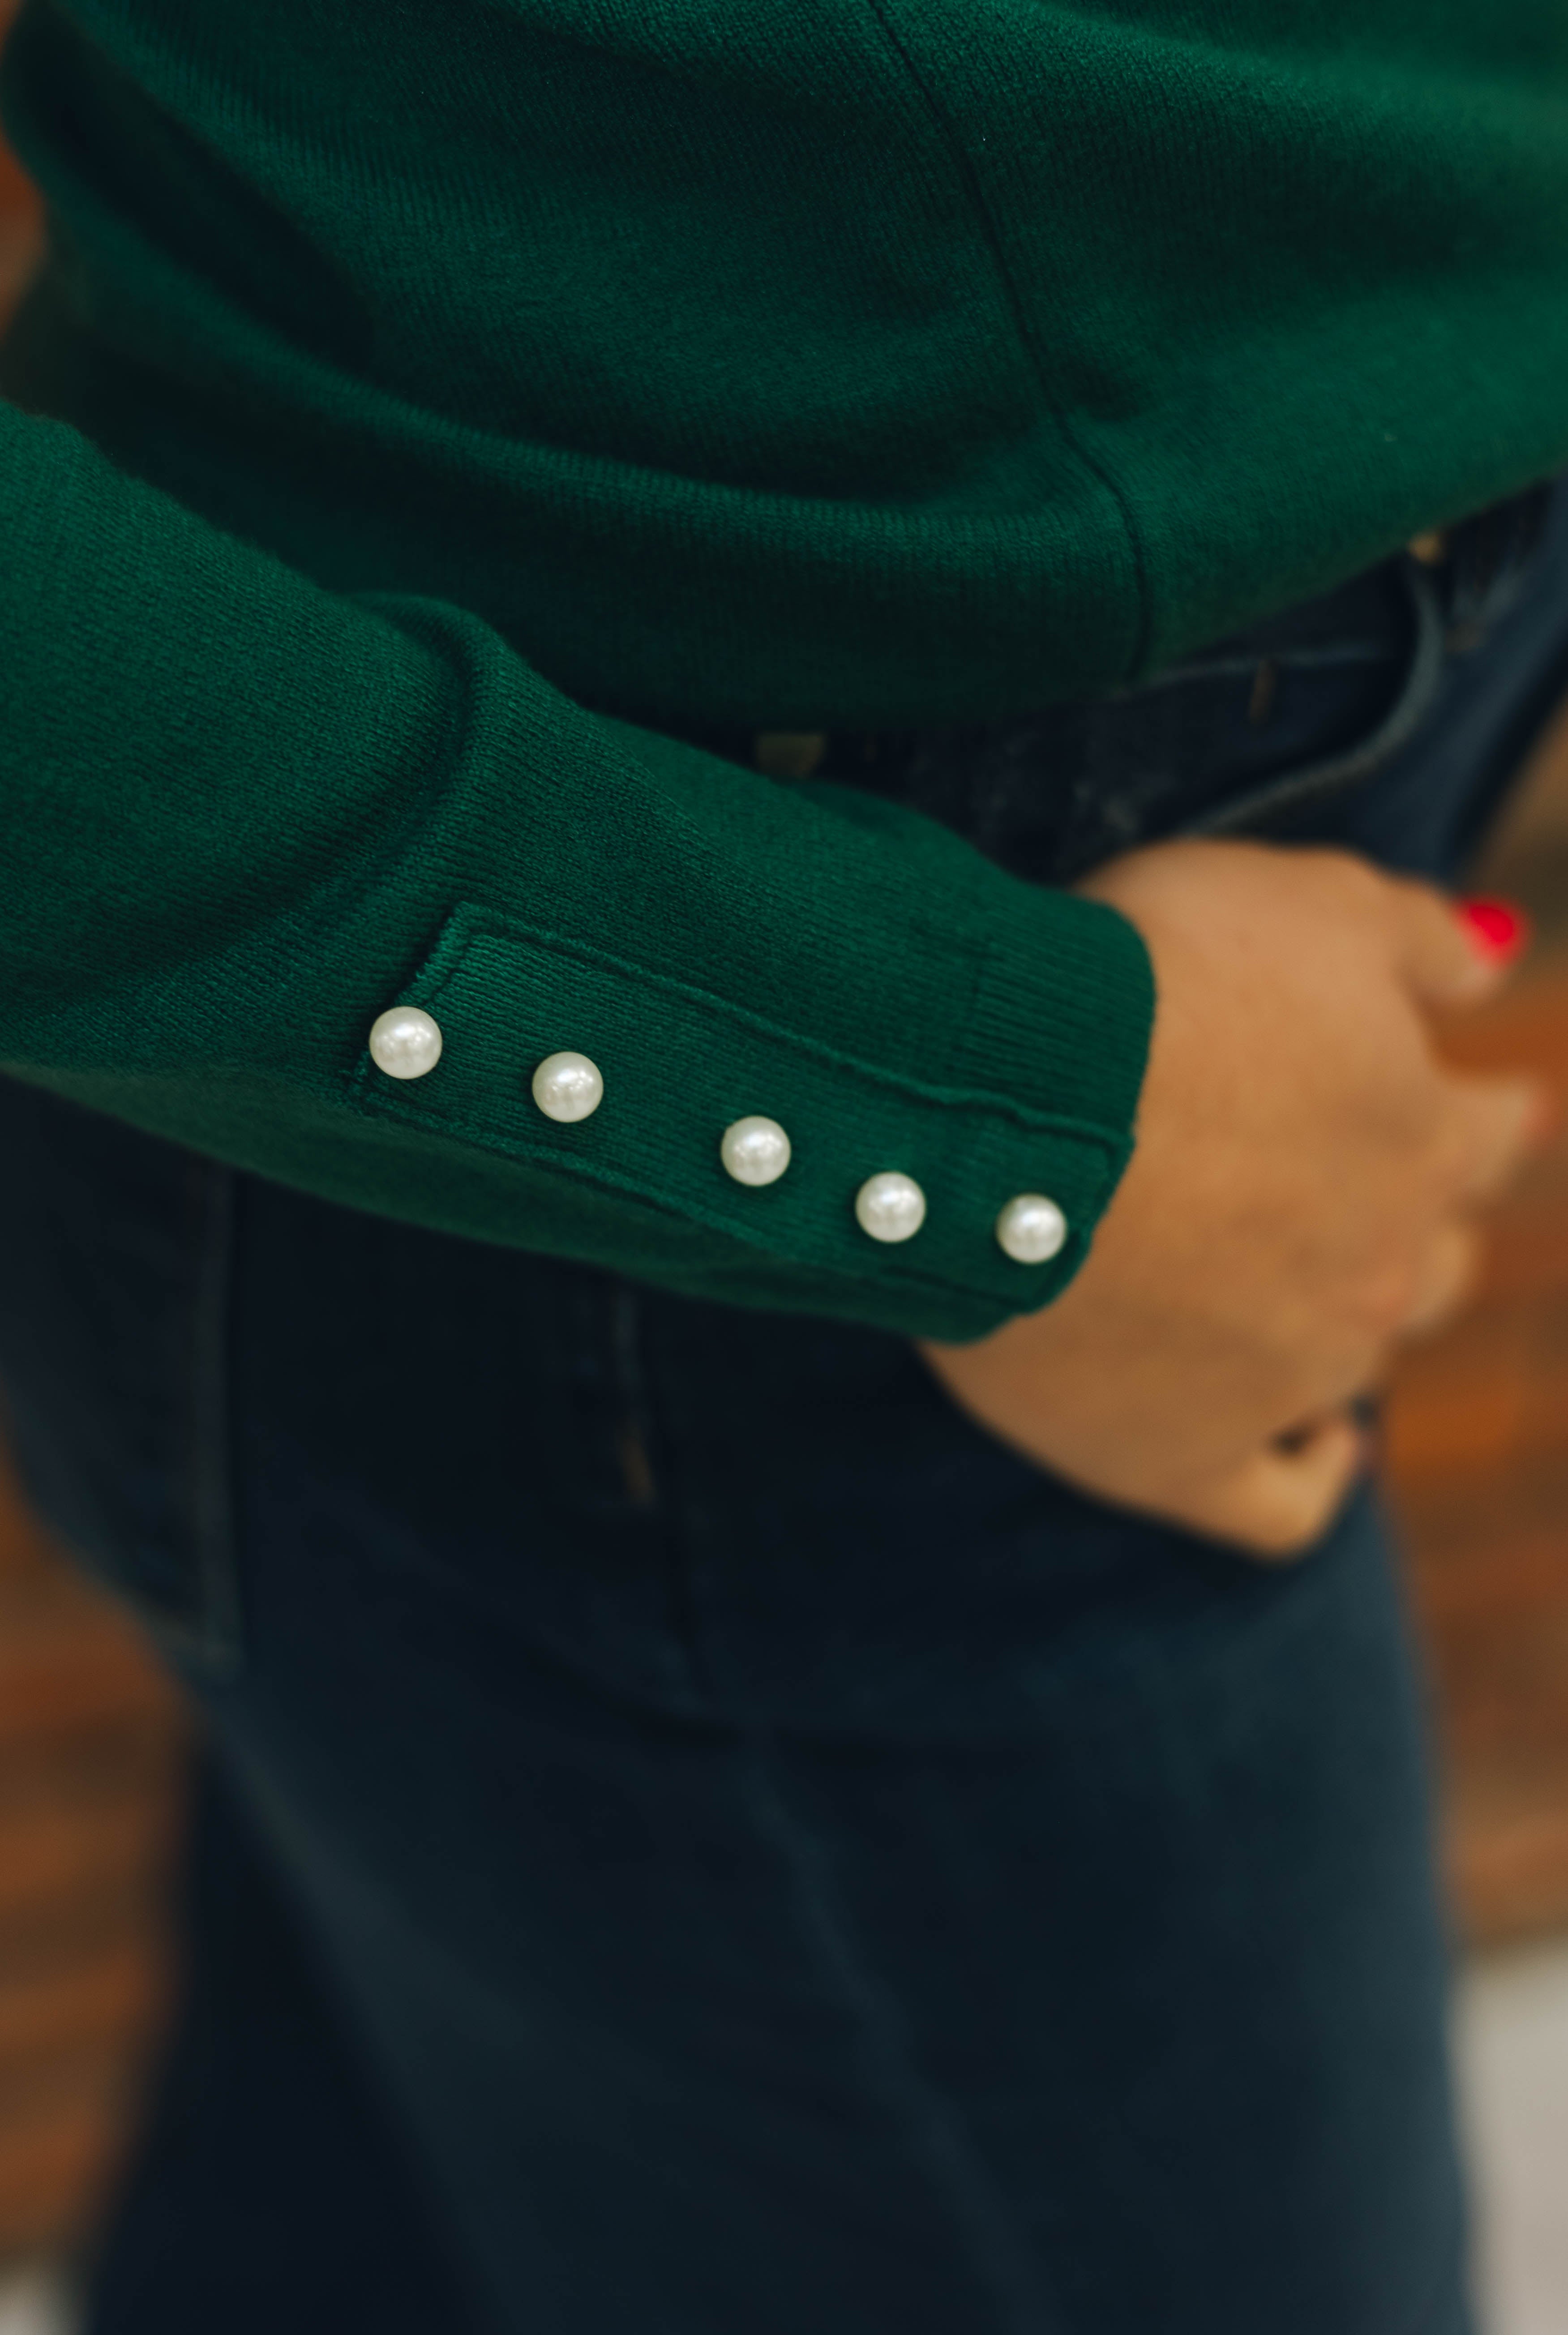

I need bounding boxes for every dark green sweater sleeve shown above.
[0,398,1153,1340]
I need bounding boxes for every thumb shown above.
[1173,1413,1370,1561]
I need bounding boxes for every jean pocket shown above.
[0,1077,242,1673]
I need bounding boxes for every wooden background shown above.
[7,4,1568,2263]
[0,13,191,2261]
[0,0,33,322]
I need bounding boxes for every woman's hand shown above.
[919,840,1546,1557]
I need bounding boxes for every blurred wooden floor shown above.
[0,1475,181,2261]
[0,18,36,329]
[1388,722,1568,1944]
[0,53,183,2269]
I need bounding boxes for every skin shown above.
[920,840,1547,1558]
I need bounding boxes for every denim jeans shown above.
[6,488,1568,2335]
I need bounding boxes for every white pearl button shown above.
[531,1050,604,1123]
[368,1006,443,1080]
[995,1192,1068,1264]
[855,1171,926,1243]
[720,1115,791,1187]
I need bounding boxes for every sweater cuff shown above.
[348,875,1154,1345]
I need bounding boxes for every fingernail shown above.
[1458,896,1531,962]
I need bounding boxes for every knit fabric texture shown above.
[4,0,1568,1331]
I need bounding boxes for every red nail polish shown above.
[1459,896,1530,960]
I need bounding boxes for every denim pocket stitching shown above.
[171,1154,244,1675]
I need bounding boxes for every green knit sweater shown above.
[2,0,1567,1337]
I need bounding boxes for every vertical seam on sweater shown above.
[860,0,1155,686]
[734,1731,1060,2335]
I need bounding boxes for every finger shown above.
[1385,875,1519,1009]
[1166,1412,1369,1561]
[1401,1220,1482,1340]
[1438,1071,1551,1205]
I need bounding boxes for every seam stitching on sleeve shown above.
[357,904,1129,1151]
[859,0,1154,684]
